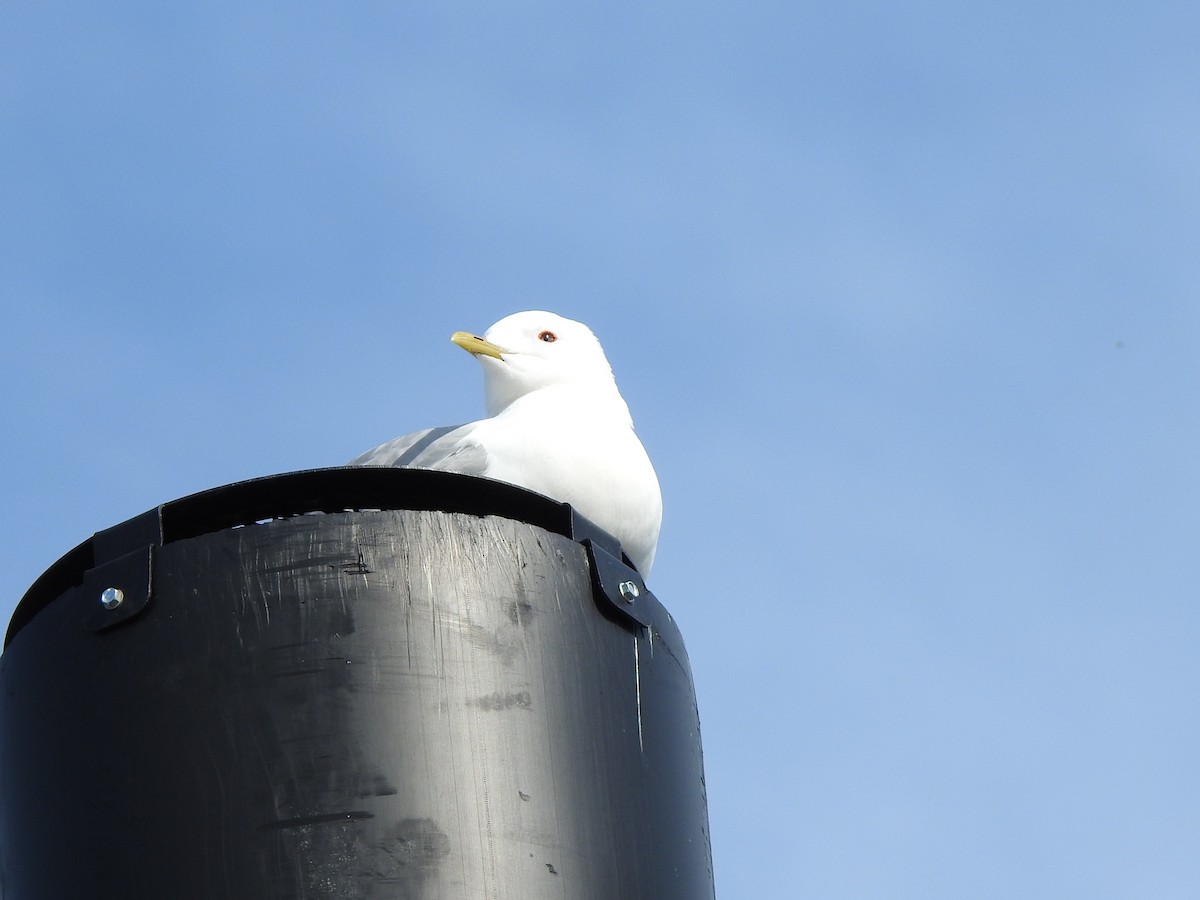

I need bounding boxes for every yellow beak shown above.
[450,331,507,360]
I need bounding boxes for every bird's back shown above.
[349,424,488,475]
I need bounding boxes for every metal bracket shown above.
[81,506,163,634]
[566,506,623,560]
[81,546,155,632]
[584,539,654,630]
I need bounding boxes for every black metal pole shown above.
[0,468,715,899]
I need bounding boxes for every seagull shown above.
[350,311,662,576]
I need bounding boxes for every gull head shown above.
[452,311,620,416]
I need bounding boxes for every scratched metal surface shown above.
[0,508,713,899]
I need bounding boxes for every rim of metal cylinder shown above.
[5,467,632,648]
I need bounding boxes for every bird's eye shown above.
[538,331,558,343]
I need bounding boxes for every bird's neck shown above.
[488,381,633,426]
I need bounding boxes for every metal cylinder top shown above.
[5,467,634,649]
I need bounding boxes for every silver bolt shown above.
[100,587,125,610]
[618,581,640,603]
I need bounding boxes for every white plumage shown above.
[350,311,662,576]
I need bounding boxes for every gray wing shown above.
[349,424,490,476]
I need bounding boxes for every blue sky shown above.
[3,2,1199,896]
